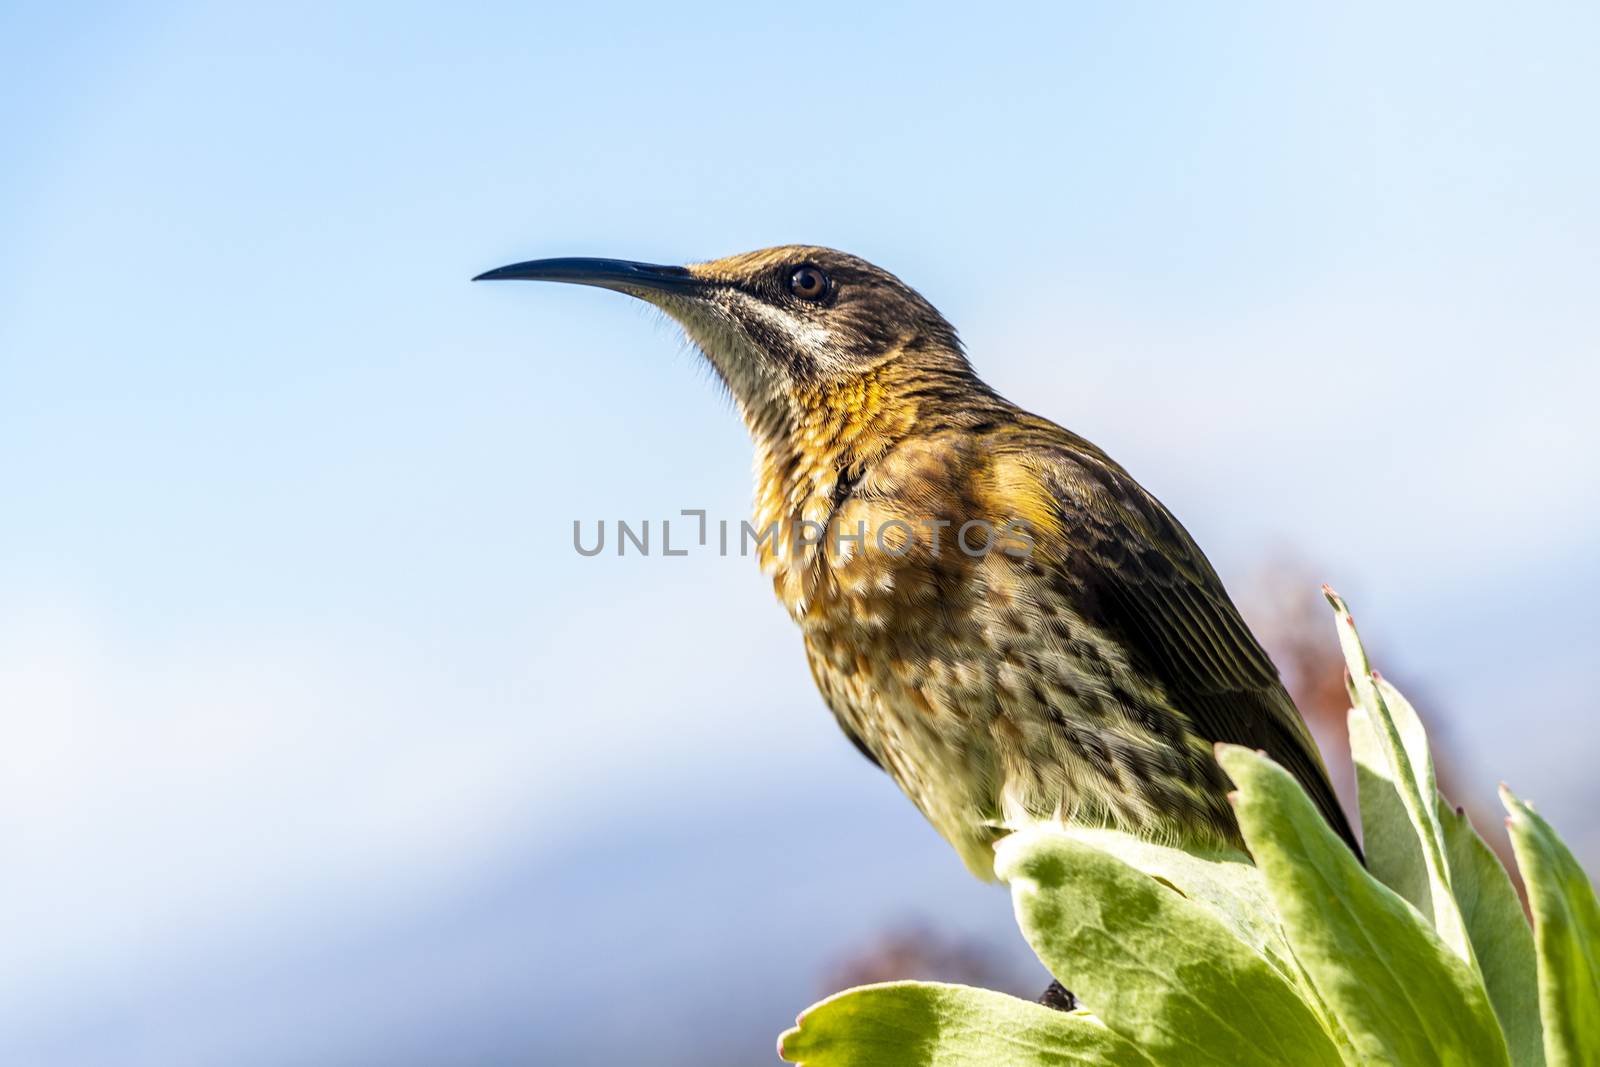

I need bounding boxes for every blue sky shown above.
[3,3,1597,1063]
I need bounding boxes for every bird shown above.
[474,245,1360,906]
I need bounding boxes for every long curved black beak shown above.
[472,257,703,296]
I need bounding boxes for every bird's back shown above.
[795,399,1360,876]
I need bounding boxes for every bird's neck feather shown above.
[749,363,915,536]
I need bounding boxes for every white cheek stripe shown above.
[736,297,832,360]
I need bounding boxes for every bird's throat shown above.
[751,366,913,533]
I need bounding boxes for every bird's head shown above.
[474,245,974,450]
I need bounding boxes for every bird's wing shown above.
[997,426,1360,855]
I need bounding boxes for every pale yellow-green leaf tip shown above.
[1498,783,1536,821]
[992,825,1063,888]
[1214,742,1262,784]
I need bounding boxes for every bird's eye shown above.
[788,265,829,301]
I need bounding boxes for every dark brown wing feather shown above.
[1016,426,1362,858]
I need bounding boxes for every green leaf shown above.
[996,827,1340,1067]
[1046,828,1353,1058]
[1348,704,1432,919]
[1438,797,1544,1066]
[1326,588,1474,966]
[1502,787,1600,1067]
[1337,588,1539,1062]
[1049,829,1303,991]
[1218,743,1511,1067]
[777,981,1152,1066]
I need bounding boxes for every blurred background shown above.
[3,2,1597,1063]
